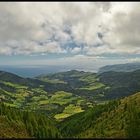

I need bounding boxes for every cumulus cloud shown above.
[0,40,66,55]
[0,2,140,58]
[71,47,81,54]
[102,2,140,55]
[0,2,109,55]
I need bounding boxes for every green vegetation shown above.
[2,81,28,89]
[39,100,49,105]
[79,74,97,83]
[98,62,140,73]
[0,115,30,138]
[58,92,140,138]
[31,88,48,95]
[1,70,140,138]
[78,82,105,90]
[37,77,67,84]
[55,104,84,120]
[23,90,84,116]
[0,103,61,138]
[0,78,88,119]
[50,91,75,105]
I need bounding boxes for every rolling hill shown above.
[58,92,140,138]
[98,62,140,73]
[97,69,140,99]
[1,69,140,121]
[37,69,140,101]
[0,70,94,120]
[0,69,140,138]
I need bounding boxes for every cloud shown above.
[0,2,111,55]
[71,47,81,54]
[102,2,140,55]
[0,40,66,55]
[0,2,140,58]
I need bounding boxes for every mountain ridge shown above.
[98,62,140,73]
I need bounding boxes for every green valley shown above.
[0,69,140,138]
[1,2,140,139]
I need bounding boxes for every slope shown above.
[98,62,140,73]
[0,103,61,138]
[58,92,140,138]
[1,69,140,121]
[0,115,30,138]
[0,70,92,120]
[97,69,140,99]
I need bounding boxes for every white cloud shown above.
[0,40,66,55]
[0,2,140,57]
[0,2,110,55]
[71,47,81,54]
[102,2,140,55]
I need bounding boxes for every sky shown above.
[0,2,140,72]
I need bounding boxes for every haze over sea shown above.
[0,65,98,77]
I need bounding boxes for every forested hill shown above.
[98,62,140,73]
[0,103,61,138]
[37,69,140,100]
[1,92,140,138]
[58,92,140,138]
[97,69,140,99]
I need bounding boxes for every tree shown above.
[126,102,140,138]
[27,122,34,136]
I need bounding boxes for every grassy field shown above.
[79,74,97,83]
[31,88,48,94]
[39,77,67,84]
[54,104,84,120]
[49,91,76,105]
[78,83,105,90]
[0,79,94,120]
[2,81,28,89]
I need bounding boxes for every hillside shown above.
[0,115,30,138]
[58,92,140,138]
[97,69,140,99]
[1,69,140,121]
[37,70,106,100]
[0,70,140,138]
[0,103,61,138]
[98,62,140,73]
[0,70,94,120]
[37,69,140,101]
